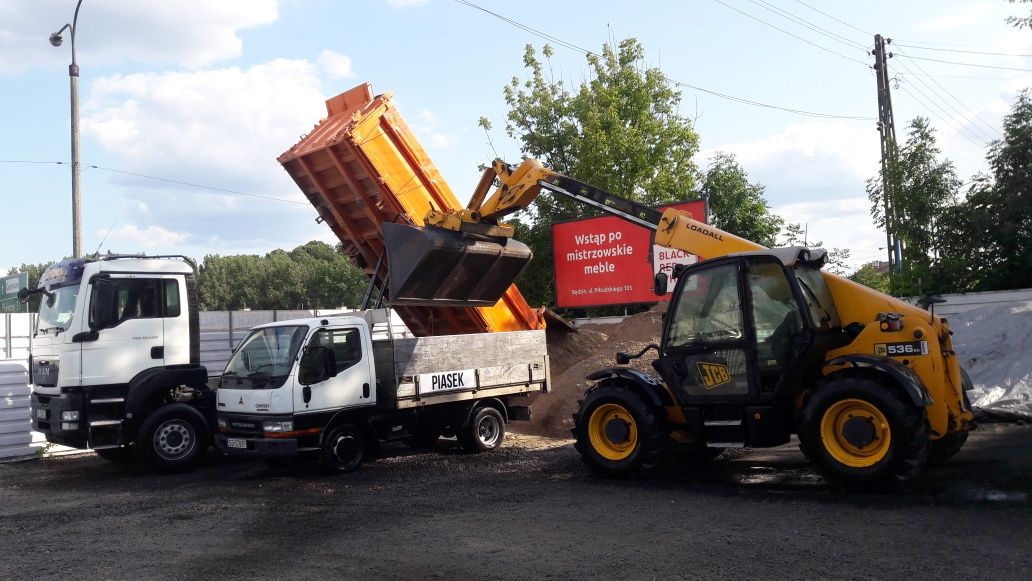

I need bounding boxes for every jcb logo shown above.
[698,362,731,390]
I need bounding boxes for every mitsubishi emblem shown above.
[239,397,244,405]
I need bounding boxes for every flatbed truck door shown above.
[295,327,374,414]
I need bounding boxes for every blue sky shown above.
[1,0,1030,274]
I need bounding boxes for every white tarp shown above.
[951,300,1032,419]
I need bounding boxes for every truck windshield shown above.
[37,286,80,335]
[222,325,309,390]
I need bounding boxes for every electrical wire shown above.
[895,84,987,147]
[790,0,872,37]
[746,0,869,51]
[893,42,1032,58]
[712,0,871,66]
[901,53,1032,73]
[0,159,309,206]
[893,50,1001,139]
[451,0,874,120]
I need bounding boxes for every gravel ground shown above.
[2,424,1031,580]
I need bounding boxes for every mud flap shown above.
[381,222,532,307]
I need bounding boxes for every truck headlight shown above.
[263,420,293,433]
[62,411,79,421]
[217,417,228,430]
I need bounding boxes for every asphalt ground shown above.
[1,423,1030,580]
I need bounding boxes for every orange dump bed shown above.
[278,83,544,336]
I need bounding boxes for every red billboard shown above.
[552,200,707,308]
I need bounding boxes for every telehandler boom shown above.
[382,158,975,486]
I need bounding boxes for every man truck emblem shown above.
[698,362,731,389]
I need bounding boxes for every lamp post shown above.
[50,0,85,258]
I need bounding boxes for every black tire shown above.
[459,407,506,453]
[94,446,136,464]
[404,427,441,450]
[799,377,929,487]
[572,383,668,478]
[137,404,210,474]
[320,423,366,474]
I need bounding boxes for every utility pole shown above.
[50,0,86,258]
[873,34,898,273]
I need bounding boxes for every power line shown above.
[893,50,1001,139]
[894,42,1032,58]
[713,0,871,66]
[746,0,868,51]
[790,0,872,37]
[0,159,309,206]
[902,53,1032,73]
[451,0,873,120]
[895,84,986,147]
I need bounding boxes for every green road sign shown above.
[0,272,28,314]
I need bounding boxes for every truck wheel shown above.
[138,404,209,474]
[799,378,929,486]
[95,446,136,464]
[572,384,668,477]
[321,423,365,474]
[459,407,505,453]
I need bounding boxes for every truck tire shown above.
[321,423,366,474]
[799,377,929,487]
[138,403,209,474]
[572,384,668,477]
[94,446,136,464]
[458,407,505,453]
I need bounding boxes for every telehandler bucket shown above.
[382,223,532,307]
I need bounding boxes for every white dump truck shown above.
[214,310,549,472]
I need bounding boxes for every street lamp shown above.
[50,0,85,258]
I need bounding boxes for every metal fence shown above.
[0,359,31,460]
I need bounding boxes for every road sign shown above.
[0,272,28,314]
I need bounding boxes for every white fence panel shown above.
[0,359,33,460]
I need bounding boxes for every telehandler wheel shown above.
[138,404,210,474]
[459,407,505,453]
[572,384,668,477]
[799,378,929,486]
[321,423,366,474]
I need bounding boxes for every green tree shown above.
[848,263,891,293]
[1007,0,1032,29]
[866,117,961,296]
[957,89,1032,290]
[701,152,783,247]
[494,38,700,307]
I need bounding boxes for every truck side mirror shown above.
[654,272,668,296]
[90,278,118,330]
[298,346,337,385]
[17,287,30,304]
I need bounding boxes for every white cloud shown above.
[412,109,457,149]
[103,224,190,249]
[82,58,327,193]
[0,0,279,74]
[918,3,993,31]
[386,0,430,8]
[318,50,356,79]
[773,197,885,269]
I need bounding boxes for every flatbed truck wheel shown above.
[321,423,366,474]
[138,403,209,474]
[799,378,929,486]
[572,384,668,477]
[459,407,505,453]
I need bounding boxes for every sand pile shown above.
[526,305,668,437]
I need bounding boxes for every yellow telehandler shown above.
[382,158,975,486]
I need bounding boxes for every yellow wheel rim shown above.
[820,398,891,468]
[587,403,638,461]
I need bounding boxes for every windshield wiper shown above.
[38,326,66,335]
[797,279,832,324]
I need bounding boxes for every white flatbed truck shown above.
[214,310,549,472]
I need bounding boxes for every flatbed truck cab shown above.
[24,255,213,473]
[215,310,549,473]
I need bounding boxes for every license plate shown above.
[36,409,47,420]
[226,438,248,449]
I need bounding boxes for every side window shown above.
[748,262,803,368]
[164,280,181,318]
[112,278,162,323]
[666,264,743,349]
[310,328,363,374]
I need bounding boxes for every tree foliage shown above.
[1007,0,1032,29]
[6,262,54,312]
[701,152,783,247]
[866,117,961,296]
[495,38,701,307]
[197,241,368,311]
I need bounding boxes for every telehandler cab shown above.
[382,158,975,486]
